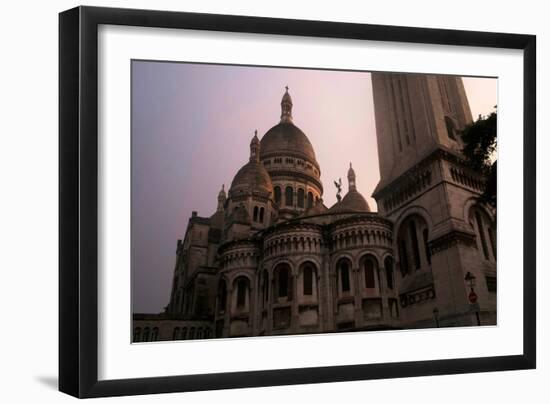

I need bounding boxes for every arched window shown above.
[397,215,430,275]
[253,206,259,222]
[488,227,497,260]
[196,328,203,339]
[445,116,456,140]
[469,206,496,262]
[217,279,227,312]
[205,328,211,339]
[151,327,159,341]
[273,263,292,300]
[259,207,265,223]
[302,264,314,295]
[398,239,409,276]
[274,186,281,205]
[181,327,187,340]
[422,228,431,265]
[142,327,150,342]
[285,186,293,207]
[337,258,351,293]
[363,256,377,289]
[307,192,314,208]
[133,327,141,342]
[172,327,180,340]
[297,188,305,208]
[475,211,489,260]
[384,256,394,290]
[236,277,248,308]
[409,221,421,270]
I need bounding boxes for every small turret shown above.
[217,184,226,212]
[250,130,260,162]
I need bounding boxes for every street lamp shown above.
[464,271,480,326]
[433,307,440,328]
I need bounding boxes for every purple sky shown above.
[132,61,497,313]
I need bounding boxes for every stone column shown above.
[329,271,338,330]
[223,285,232,337]
[290,274,299,333]
[321,257,332,331]
[248,282,256,336]
[353,265,362,327]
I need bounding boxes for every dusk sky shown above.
[132,61,497,313]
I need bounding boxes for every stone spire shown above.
[348,162,357,191]
[280,86,293,123]
[250,130,260,162]
[217,184,226,211]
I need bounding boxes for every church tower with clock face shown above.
[371,73,497,328]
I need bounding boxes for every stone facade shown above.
[133,78,496,343]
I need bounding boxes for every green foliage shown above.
[461,111,497,208]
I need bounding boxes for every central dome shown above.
[260,122,317,163]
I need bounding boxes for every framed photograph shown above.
[59,6,536,398]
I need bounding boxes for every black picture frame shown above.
[59,5,536,398]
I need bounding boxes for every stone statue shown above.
[334,178,342,202]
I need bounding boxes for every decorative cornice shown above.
[218,238,260,255]
[267,169,323,192]
[429,230,477,254]
[373,146,477,200]
[262,221,324,238]
[329,213,393,230]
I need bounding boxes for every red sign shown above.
[468,290,478,304]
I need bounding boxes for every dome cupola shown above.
[260,87,318,166]
[258,88,323,219]
[250,130,260,162]
[330,162,371,212]
[280,85,293,123]
[229,131,273,198]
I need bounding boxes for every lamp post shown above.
[433,307,440,328]
[464,271,480,326]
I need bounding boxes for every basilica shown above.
[133,73,497,342]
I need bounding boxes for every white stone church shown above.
[133,73,496,342]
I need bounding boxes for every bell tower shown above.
[371,72,496,328]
